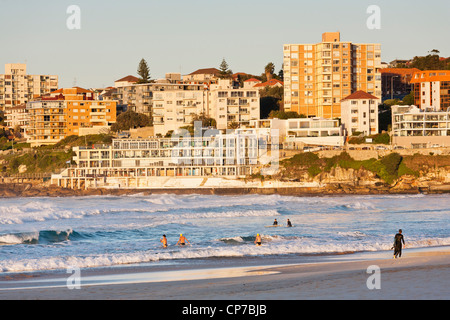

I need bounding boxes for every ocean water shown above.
[0,193,449,273]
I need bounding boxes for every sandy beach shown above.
[0,246,448,301]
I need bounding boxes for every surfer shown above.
[254,234,262,246]
[160,234,168,248]
[177,234,190,246]
[287,219,292,227]
[273,219,278,226]
[393,229,405,259]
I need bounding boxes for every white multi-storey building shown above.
[340,90,380,136]
[0,63,58,111]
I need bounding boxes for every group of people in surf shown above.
[159,224,406,258]
[159,234,190,248]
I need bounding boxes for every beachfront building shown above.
[26,87,117,147]
[250,117,344,148]
[283,32,381,119]
[0,63,58,111]
[51,129,276,189]
[410,70,450,111]
[340,90,380,136]
[392,105,450,148]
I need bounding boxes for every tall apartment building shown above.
[26,87,117,147]
[0,63,58,111]
[410,70,450,111]
[283,32,381,119]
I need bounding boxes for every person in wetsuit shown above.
[393,229,405,259]
[287,219,292,227]
[273,219,278,226]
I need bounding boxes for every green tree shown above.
[264,62,275,81]
[219,58,232,79]
[268,110,305,119]
[137,58,151,83]
[110,110,151,132]
[192,112,216,127]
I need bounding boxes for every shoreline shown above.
[0,182,442,198]
[0,246,449,300]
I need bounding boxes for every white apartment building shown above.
[209,79,260,130]
[151,79,260,136]
[392,105,450,148]
[4,103,29,133]
[250,117,344,148]
[153,90,207,136]
[340,90,380,136]
[0,63,58,111]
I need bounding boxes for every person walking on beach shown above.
[177,234,190,246]
[254,234,262,246]
[287,219,292,227]
[160,234,168,248]
[393,229,405,259]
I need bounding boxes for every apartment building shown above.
[4,103,29,132]
[340,90,380,136]
[51,130,273,189]
[392,104,450,148]
[250,117,344,148]
[152,88,207,136]
[26,87,117,147]
[283,32,381,119]
[0,63,58,111]
[209,79,260,131]
[380,68,420,100]
[410,70,450,111]
[113,73,201,118]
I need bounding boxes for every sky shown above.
[0,0,449,88]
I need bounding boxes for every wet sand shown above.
[0,247,449,300]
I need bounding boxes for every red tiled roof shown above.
[188,68,220,76]
[341,90,379,101]
[254,79,283,87]
[244,78,262,82]
[380,68,421,76]
[115,75,140,83]
[51,87,93,94]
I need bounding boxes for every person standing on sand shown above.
[254,234,262,246]
[393,229,405,259]
[177,234,190,246]
[160,234,168,248]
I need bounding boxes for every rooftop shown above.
[115,75,140,83]
[341,90,379,101]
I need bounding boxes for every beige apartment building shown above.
[283,32,381,119]
[0,63,58,111]
[152,79,260,136]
